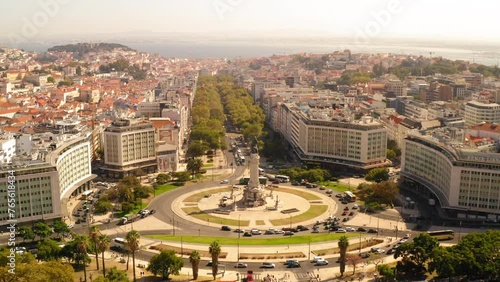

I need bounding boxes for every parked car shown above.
[342,217,349,222]
[343,207,350,211]
[284,231,294,236]
[352,204,359,209]
[319,186,326,190]
[367,229,378,234]
[342,211,349,216]
[336,228,347,233]
[357,227,367,232]
[349,211,355,216]
[326,190,333,194]
[261,262,275,269]
[220,179,229,184]
[234,229,245,233]
[243,232,252,237]
[345,227,356,232]
[221,226,231,231]
[335,193,343,198]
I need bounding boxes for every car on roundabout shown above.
[243,232,252,237]
[235,263,247,268]
[261,262,275,269]
[315,259,329,266]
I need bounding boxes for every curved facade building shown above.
[0,134,95,226]
[402,134,500,219]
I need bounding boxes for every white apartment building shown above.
[102,120,157,179]
[464,101,500,127]
[402,134,500,219]
[0,134,94,226]
[277,104,388,170]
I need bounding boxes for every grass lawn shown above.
[203,163,214,167]
[255,220,265,225]
[147,233,357,245]
[181,207,250,226]
[154,183,180,196]
[272,187,321,200]
[270,205,328,225]
[183,188,232,202]
[318,181,356,193]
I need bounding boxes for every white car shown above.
[336,228,347,233]
[251,229,262,235]
[220,179,229,184]
[315,259,329,266]
[345,227,356,232]
[399,239,408,244]
[312,256,324,263]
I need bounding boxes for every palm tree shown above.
[97,234,110,277]
[189,250,201,280]
[126,230,141,282]
[338,235,349,277]
[89,225,100,270]
[74,234,89,282]
[208,241,221,280]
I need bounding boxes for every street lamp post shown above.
[288,214,292,236]
[376,215,380,237]
[181,237,183,257]
[308,237,311,261]
[237,239,240,262]
[458,220,462,241]
[198,229,200,236]
[359,232,362,253]
[238,215,241,239]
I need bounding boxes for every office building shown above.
[102,120,157,179]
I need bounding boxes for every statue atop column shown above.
[243,136,266,207]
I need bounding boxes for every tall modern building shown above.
[0,134,95,226]
[101,120,157,179]
[277,103,388,171]
[401,134,500,220]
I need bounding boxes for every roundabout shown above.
[173,184,335,230]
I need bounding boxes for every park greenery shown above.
[187,76,227,158]
[147,250,184,280]
[96,175,152,215]
[376,231,500,281]
[98,57,147,80]
[365,167,390,183]
[278,167,333,183]
[357,181,399,210]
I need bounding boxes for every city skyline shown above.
[2,0,500,45]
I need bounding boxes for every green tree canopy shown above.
[147,250,184,280]
[33,222,53,240]
[36,238,61,261]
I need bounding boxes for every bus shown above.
[112,237,129,251]
[275,175,290,183]
[80,190,94,200]
[426,230,454,240]
[344,191,356,202]
[239,177,267,185]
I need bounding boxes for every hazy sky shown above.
[2,0,500,43]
